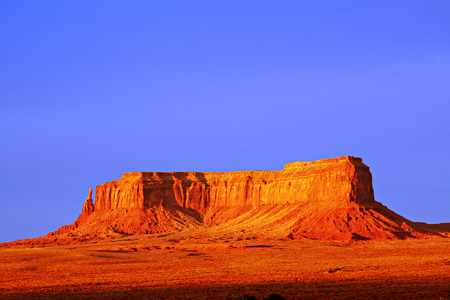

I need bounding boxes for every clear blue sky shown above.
[1,1,449,243]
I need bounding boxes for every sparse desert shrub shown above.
[236,293,287,300]
[263,294,287,300]
[236,295,258,300]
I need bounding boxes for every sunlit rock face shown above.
[94,156,374,212]
[48,156,440,240]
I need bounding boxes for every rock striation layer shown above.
[48,156,445,240]
[92,156,373,211]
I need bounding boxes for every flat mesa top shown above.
[118,156,364,179]
[284,156,363,170]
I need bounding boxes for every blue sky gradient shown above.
[1,1,449,242]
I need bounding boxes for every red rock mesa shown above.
[48,156,446,240]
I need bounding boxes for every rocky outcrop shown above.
[93,156,373,211]
[47,156,445,240]
[81,188,95,217]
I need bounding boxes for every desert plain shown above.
[1,231,449,299]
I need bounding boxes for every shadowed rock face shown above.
[48,156,447,240]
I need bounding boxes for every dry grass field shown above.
[1,231,449,299]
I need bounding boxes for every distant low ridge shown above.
[7,156,450,246]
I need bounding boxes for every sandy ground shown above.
[0,232,449,299]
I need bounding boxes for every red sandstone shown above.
[41,156,448,241]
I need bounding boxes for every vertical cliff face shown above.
[49,156,440,240]
[94,172,210,213]
[92,156,374,213]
